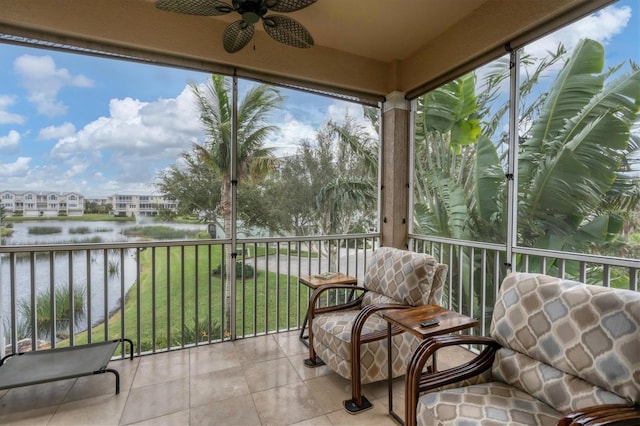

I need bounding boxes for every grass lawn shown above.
[69,245,311,353]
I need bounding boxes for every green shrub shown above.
[28,226,62,235]
[138,318,221,352]
[122,225,199,240]
[17,285,86,338]
[211,262,255,278]
[69,226,91,234]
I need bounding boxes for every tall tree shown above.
[157,150,222,222]
[189,75,284,334]
[262,112,378,260]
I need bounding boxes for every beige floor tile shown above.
[327,378,390,412]
[0,405,56,425]
[326,400,397,425]
[303,374,352,413]
[288,353,334,381]
[124,409,190,425]
[188,342,242,376]
[64,357,140,402]
[289,414,333,426]
[233,334,286,365]
[242,357,302,393]
[0,379,75,413]
[190,394,260,426]
[48,392,129,426]
[120,378,189,425]
[367,375,404,400]
[132,350,190,388]
[273,330,308,357]
[190,365,250,407]
[252,381,325,425]
[0,334,461,426]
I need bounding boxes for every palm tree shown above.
[413,39,640,310]
[190,75,284,334]
[316,111,378,268]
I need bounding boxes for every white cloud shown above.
[0,95,26,125]
[269,112,317,156]
[525,5,632,62]
[52,87,201,158]
[268,101,377,156]
[0,157,30,177]
[44,86,203,194]
[14,54,94,117]
[0,130,20,150]
[38,122,76,140]
[63,160,89,178]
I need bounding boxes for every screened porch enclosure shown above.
[0,0,639,424]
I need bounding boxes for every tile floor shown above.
[0,331,474,425]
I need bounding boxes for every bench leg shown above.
[104,368,120,394]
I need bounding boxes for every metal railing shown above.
[2,233,638,358]
[410,234,640,336]
[0,234,379,358]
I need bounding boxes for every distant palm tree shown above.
[314,111,378,268]
[190,75,284,334]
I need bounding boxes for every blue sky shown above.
[1,0,638,197]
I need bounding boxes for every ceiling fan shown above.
[155,0,317,53]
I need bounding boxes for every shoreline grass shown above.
[5,214,135,223]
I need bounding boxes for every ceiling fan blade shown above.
[265,0,317,13]
[262,15,313,48]
[223,20,255,53]
[155,0,233,16]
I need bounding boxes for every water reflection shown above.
[0,220,205,341]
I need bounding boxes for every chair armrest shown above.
[405,334,501,426]
[352,303,411,344]
[347,302,412,404]
[558,404,640,425]
[307,284,366,318]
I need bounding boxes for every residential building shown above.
[109,193,178,217]
[0,190,85,217]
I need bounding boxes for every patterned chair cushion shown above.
[311,311,421,383]
[491,347,628,413]
[491,273,640,405]
[425,263,448,306]
[362,247,439,306]
[417,382,562,426]
[415,273,640,425]
[310,247,447,386]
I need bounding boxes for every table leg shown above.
[388,322,404,424]
[299,307,310,347]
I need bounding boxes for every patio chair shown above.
[0,338,133,395]
[405,272,640,426]
[304,246,448,413]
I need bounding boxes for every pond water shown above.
[0,219,207,339]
